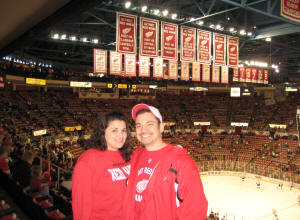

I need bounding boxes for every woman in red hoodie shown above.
[72,112,133,220]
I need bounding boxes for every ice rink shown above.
[201,175,300,220]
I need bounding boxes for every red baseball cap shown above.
[131,103,162,123]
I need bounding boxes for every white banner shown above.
[181,62,190,81]
[212,65,220,83]
[202,64,210,82]
[93,49,107,74]
[192,62,200,81]
[168,60,178,80]
[110,51,122,75]
[139,56,150,77]
[221,66,229,84]
[153,57,163,78]
[125,54,136,77]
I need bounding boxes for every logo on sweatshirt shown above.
[136,179,149,193]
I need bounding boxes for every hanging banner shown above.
[197,30,211,64]
[110,51,122,75]
[233,67,239,82]
[213,33,226,66]
[94,49,107,74]
[251,68,258,83]
[221,66,229,84]
[202,64,210,82]
[161,22,178,60]
[240,67,246,82]
[153,57,163,78]
[180,26,196,62]
[227,36,239,67]
[181,62,190,81]
[125,54,136,77]
[168,60,178,80]
[258,69,264,84]
[139,56,150,77]
[116,12,137,54]
[212,65,220,83]
[192,62,201,81]
[264,69,269,84]
[139,17,159,57]
[245,68,252,82]
[280,0,300,22]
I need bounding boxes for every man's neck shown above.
[145,141,167,151]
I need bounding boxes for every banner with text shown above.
[212,65,220,83]
[180,26,196,62]
[227,36,239,67]
[116,13,137,54]
[168,60,178,80]
[153,57,163,78]
[213,33,226,66]
[192,62,201,81]
[264,70,269,84]
[181,62,190,81]
[139,17,159,57]
[110,51,122,75]
[221,66,229,84]
[139,56,150,77]
[202,64,210,82]
[258,69,264,84]
[125,54,136,77]
[161,22,178,60]
[197,30,211,65]
[280,0,300,22]
[94,49,107,74]
[233,67,239,82]
[246,68,252,82]
[251,68,258,83]
[240,67,246,82]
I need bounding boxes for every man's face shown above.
[135,112,164,150]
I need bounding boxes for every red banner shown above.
[139,56,150,77]
[227,36,239,67]
[197,30,211,64]
[94,49,107,74]
[233,67,239,82]
[221,66,229,84]
[153,57,163,78]
[125,54,136,77]
[213,33,226,66]
[116,13,137,54]
[139,17,159,57]
[251,68,258,83]
[239,67,246,82]
[181,62,190,81]
[212,65,220,83]
[192,62,201,81]
[202,64,210,82]
[245,68,252,82]
[180,26,196,62]
[264,70,269,84]
[258,69,264,84]
[110,51,122,75]
[281,0,300,22]
[161,22,178,60]
[168,60,178,80]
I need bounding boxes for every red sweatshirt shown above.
[123,144,208,220]
[72,148,130,220]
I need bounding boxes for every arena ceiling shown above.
[1,0,300,78]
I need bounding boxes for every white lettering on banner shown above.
[108,168,126,181]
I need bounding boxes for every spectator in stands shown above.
[72,112,132,220]
[0,135,12,174]
[123,104,208,220]
[30,165,52,201]
[10,151,35,188]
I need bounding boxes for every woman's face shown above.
[105,119,127,151]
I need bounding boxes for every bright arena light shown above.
[162,10,168,16]
[125,1,131,8]
[171,13,177,19]
[141,5,147,12]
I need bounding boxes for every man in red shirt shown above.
[124,103,208,220]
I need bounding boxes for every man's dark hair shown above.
[136,109,161,124]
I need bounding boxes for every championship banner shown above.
[139,17,159,57]
[161,22,178,60]
[110,51,122,75]
[233,67,239,82]
[139,56,150,77]
[202,64,210,82]
[239,67,246,82]
[264,70,269,84]
[212,65,220,83]
[180,26,196,62]
[192,62,201,81]
[168,60,178,80]
[116,12,137,54]
[281,0,300,22]
[125,54,136,77]
[227,36,239,67]
[251,68,258,83]
[221,66,229,84]
[94,49,107,74]
[181,62,190,81]
[258,69,264,84]
[245,68,252,82]
[213,33,226,66]
[197,30,211,64]
[153,57,163,78]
